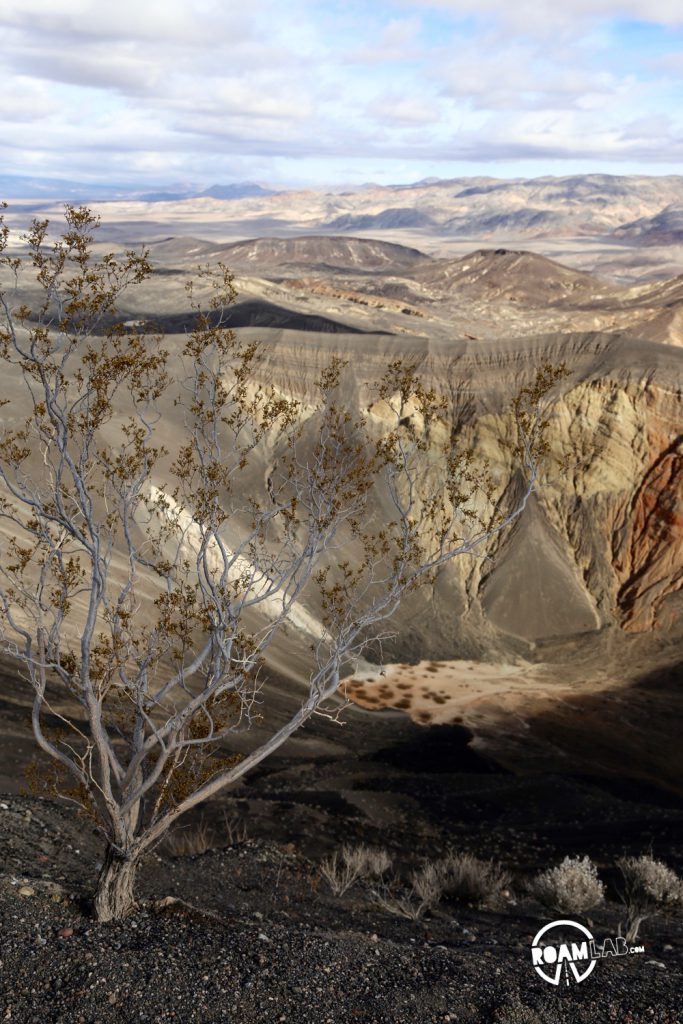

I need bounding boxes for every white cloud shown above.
[0,0,682,185]
[394,0,683,33]
[432,42,632,112]
[350,16,423,63]
[366,95,440,124]
[0,75,59,121]
[0,0,221,45]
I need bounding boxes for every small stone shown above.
[258,932,271,942]
[108,994,118,1005]
[57,927,74,939]
[646,960,666,969]
[153,896,178,911]
[18,886,35,897]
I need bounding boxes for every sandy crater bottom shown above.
[341,658,555,726]
[340,657,622,764]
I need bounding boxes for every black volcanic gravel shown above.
[1,793,683,1024]
[2,721,683,1024]
[1,880,682,1024]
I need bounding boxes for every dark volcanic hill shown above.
[147,235,432,273]
[220,235,432,271]
[410,248,617,306]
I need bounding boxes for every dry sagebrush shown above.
[368,864,440,921]
[320,844,393,896]
[618,855,683,941]
[368,852,510,920]
[528,856,604,916]
[434,852,511,908]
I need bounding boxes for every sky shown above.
[2,0,683,188]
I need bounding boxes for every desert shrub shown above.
[370,886,426,921]
[222,813,249,847]
[435,852,511,908]
[369,862,442,921]
[617,854,683,941]
[412,861,446,908]
[164,814,249,857]
[369,854,511,920]
[528,855,604,915]
[164,821,213,858]
[320,844,392,896]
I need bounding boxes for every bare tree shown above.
[0,204,567,920]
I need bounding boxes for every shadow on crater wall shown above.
[371,722,503,774]
[122,300,388,335]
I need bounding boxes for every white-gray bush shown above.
[529,856,604,916]
[320,844,392,896]
[618,855,683,941]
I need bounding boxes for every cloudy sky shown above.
[2,0,683,187]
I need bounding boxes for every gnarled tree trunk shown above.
[94,844,139,921]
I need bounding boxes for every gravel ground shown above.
[1,794,683,1024]
[1,874,681,1024]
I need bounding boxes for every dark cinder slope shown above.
[410,248,618,306]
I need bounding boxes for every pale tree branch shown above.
[0,204,569,918]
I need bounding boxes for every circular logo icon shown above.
[531,919,596,986]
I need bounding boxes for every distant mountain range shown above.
[315,174,683,245]
[0,174,276,202]
[5,172,683,248]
